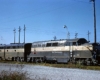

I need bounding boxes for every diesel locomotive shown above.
[0,38,100,65]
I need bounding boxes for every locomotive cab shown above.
[69,38,94,65]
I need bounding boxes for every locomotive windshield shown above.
[66,38,88,46]
[77,38,88,45]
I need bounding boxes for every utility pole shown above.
[64,25,68,39]
[13,28,16,43]
[24,24,26,43]
[75,33,78,39]
[90,0,96,43]
[18,26,21,43]
[68,32,70,39]
[87,30,91,42]
[54,36,57,40]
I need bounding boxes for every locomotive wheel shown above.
[55,61,58,64]
[35,58,43,63]
[35,59,38,63]
[20,58,23,62]
[0,57,2,61]
[39,58,42,63]
[85,58,91,66]
[12,57,14,61]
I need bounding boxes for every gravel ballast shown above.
[0,63,100,80]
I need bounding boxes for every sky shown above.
[0,0,100,44]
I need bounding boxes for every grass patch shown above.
[0,61,100,70]
[35,62,100,70]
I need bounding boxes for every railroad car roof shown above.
[32,38,87,44]
[0,43,24,47]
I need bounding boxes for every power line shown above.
[0,0,91,25]
[72,0,90,3]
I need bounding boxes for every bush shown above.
[0,64,30,80]
[0,70,28,80]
